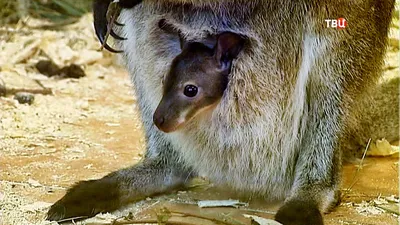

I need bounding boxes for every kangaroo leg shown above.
[46,127,193,221]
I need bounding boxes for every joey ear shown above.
[215,32,245,70]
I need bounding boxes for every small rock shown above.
[14,92,34,105]
[35,60,61,77]
[77,100,90,110]
[59,64,86,79]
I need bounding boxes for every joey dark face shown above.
[154,22,245,133]
[154,44,226,133]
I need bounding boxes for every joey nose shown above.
[153,114,165,128]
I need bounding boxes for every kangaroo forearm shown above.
[108,158,192,203]
[46,156,192,221]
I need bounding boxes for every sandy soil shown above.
[0,13,399,225]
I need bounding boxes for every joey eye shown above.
[184,85,198,97]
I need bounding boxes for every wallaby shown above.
[154,21,245,132]
[47,1,396,224]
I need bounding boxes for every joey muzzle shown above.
[153,103,186,133]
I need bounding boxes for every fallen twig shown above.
[9,38,41,65]
[373,203,400,216]
[170,210,246,225]
[5,87,52,95]
[238,207,276,215]
[56,216,88,223]
[108,219,196,225]
[343,138,371,197]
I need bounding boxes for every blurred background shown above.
[0,0,92,25]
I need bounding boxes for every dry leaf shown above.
[367,139,399,157]
[354,201,385,215]
[197,199,248,208]
[243,214,282,225]
[386,195,400,203]
[27,178,42,187]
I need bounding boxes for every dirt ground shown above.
[0,12,399,225]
